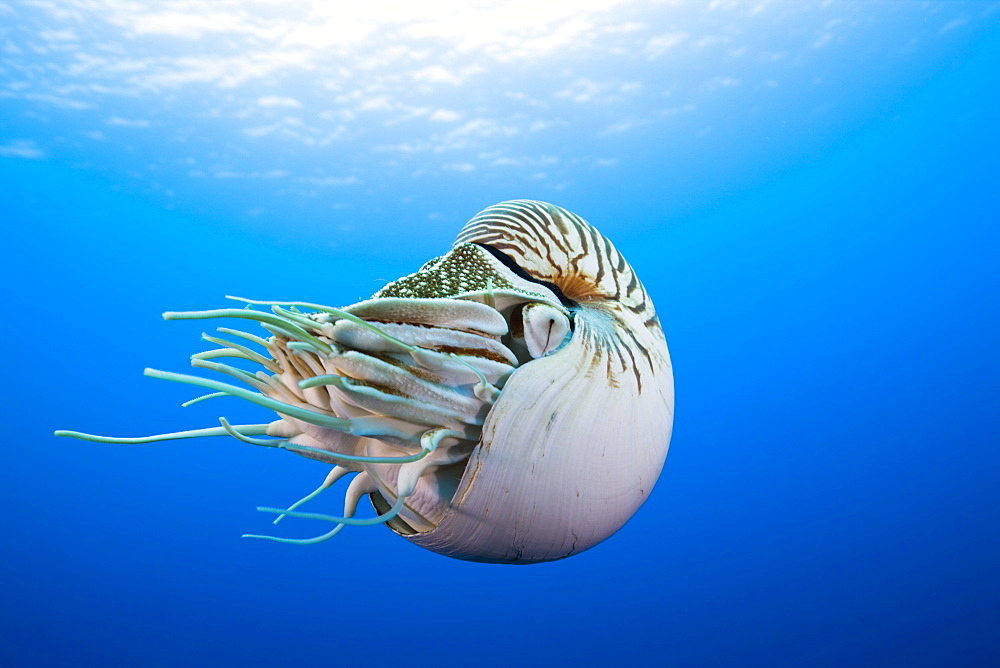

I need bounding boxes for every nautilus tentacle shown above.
[55,200,673,564]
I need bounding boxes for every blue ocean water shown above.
[3,3,999,666]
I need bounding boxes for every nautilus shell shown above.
[58,200,674,564]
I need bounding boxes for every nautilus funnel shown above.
[56,200,674,564]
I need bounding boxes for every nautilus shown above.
[57,200,673,564]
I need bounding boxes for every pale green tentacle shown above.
[198,333,279,371]
[54,424,271,444]
[298,375,343,390]
[164,308,331,355]
[216,326,270,349]
[143,368,351,432]
[190,358,270,392]
[254,491,408,527]
[181,392,228,408]
[226,296,420,354]
[271,466,352,525]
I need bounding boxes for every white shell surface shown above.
[393,200,675,562]
[407,306,673,562]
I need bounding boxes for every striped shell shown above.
[402,201,674,561]
[57,200,674,564]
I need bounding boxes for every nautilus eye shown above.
[57,200,674,564]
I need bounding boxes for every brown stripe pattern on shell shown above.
[455,199,667,393]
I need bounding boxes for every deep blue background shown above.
[3,11,999,668]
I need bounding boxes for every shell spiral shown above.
[404,200,674,562]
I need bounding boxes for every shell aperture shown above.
[55,200,674,564]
